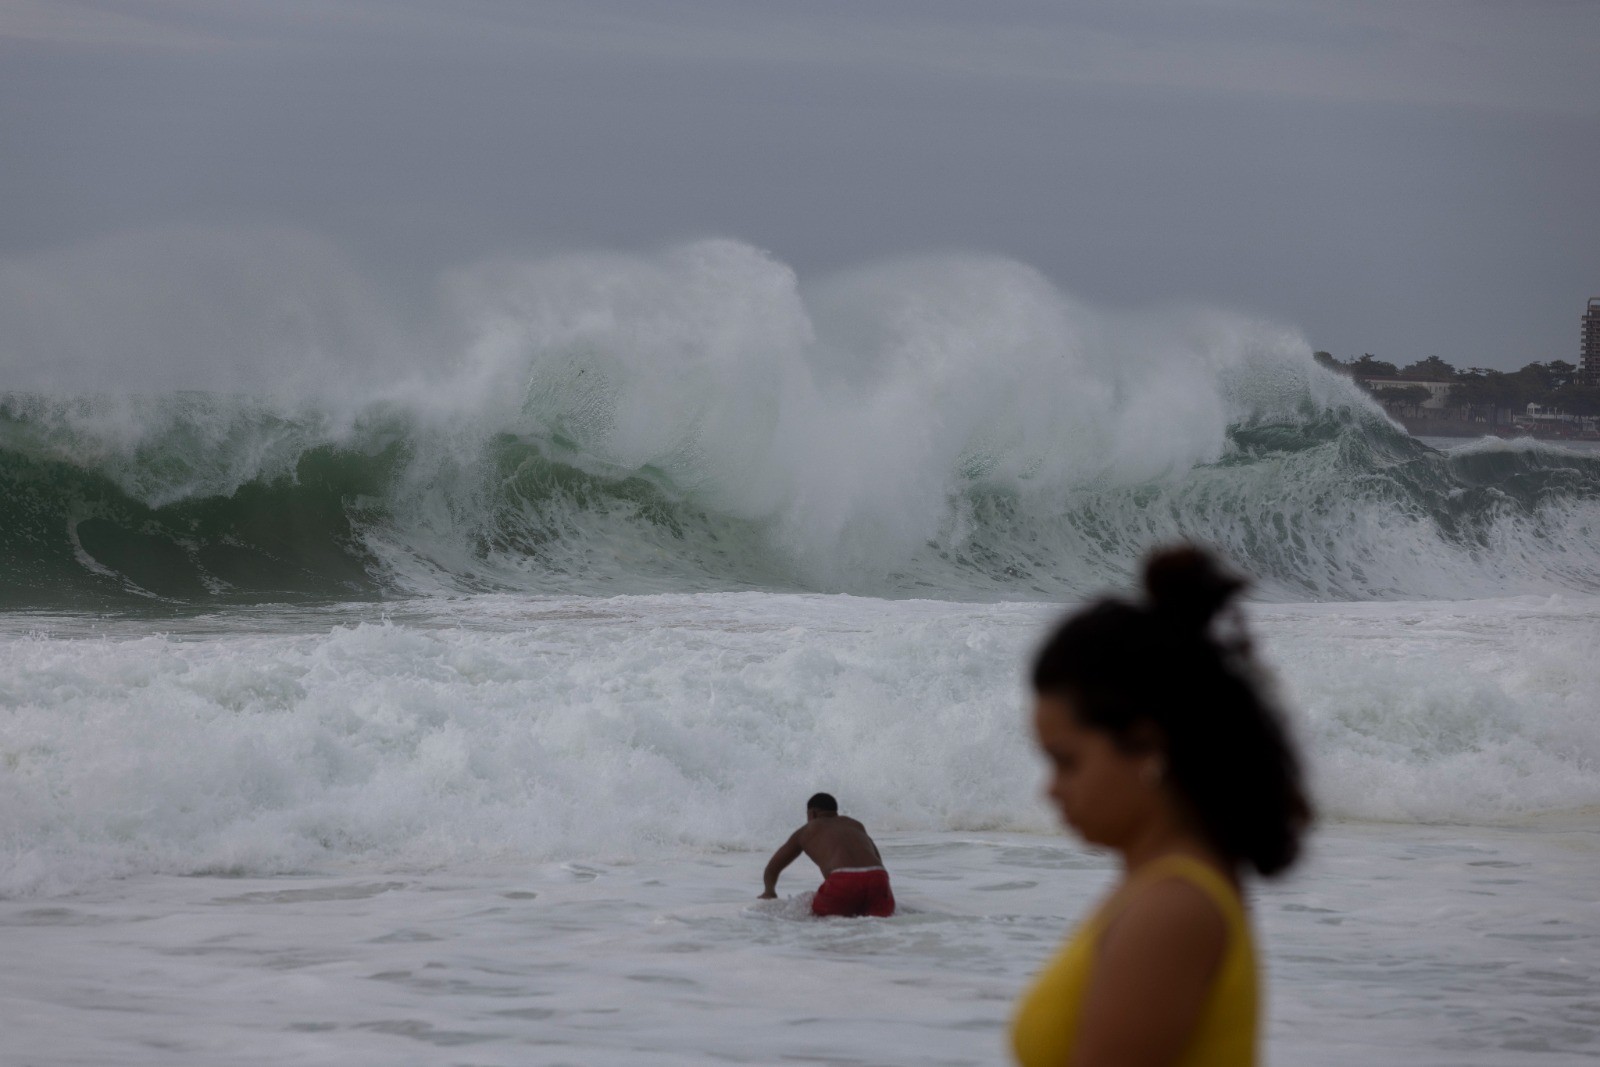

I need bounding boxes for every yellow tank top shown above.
[1011,854,1257,1067]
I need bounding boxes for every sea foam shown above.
[3,593,1595,897]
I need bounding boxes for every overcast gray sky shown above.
[3,0,1598,372]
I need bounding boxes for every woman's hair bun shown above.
[1142,545,1246,632]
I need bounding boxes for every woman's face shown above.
[1033,692,1160,850]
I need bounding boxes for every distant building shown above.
[1585,297,1600,385]
[1516,402,1599,436]
[1361,378,1453,410]
[1519,402,1570,424]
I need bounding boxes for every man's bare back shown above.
[759,794,894,916]
[792,814,883,875]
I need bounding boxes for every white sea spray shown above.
[2,594,1595,898]
[3,240,1598,607]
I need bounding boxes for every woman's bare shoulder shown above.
[1103,875,1228,961]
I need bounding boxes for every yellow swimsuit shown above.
[1011,854,1257,1067]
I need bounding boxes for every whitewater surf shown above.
[3,242,1597,1064]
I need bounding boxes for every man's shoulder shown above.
[815,816,870,840]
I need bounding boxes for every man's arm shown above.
[760,830,805,898]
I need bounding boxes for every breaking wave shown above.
[4,240,1598,609]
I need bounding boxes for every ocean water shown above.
[3,243,1599,1064]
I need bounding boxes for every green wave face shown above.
[3,389,1599,611]
[0,439,395,610]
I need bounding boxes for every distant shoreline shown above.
[1398,416,1600,442]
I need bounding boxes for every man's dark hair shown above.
[1031,545,1311,877]
[807,792,838,814]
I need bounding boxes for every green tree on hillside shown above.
[1504,363,1560,407]
[1400,355,1456,381]
[1313,351,1348,374]
[1451,371,1515,423]
[1374,384,1433,416]
[1552,385,1600,417]
[1349,354,1398,378]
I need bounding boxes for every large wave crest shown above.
[3,239,1598,608]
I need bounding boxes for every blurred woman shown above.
[1012,546,1311,1067]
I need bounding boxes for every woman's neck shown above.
[1117,807,1223,877]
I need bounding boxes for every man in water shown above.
[759,793,895,917]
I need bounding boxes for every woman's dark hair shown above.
[1032,545,1311,876]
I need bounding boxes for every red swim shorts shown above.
[812,867,895,918]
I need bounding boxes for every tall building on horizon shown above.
[1584,297,1600,385]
